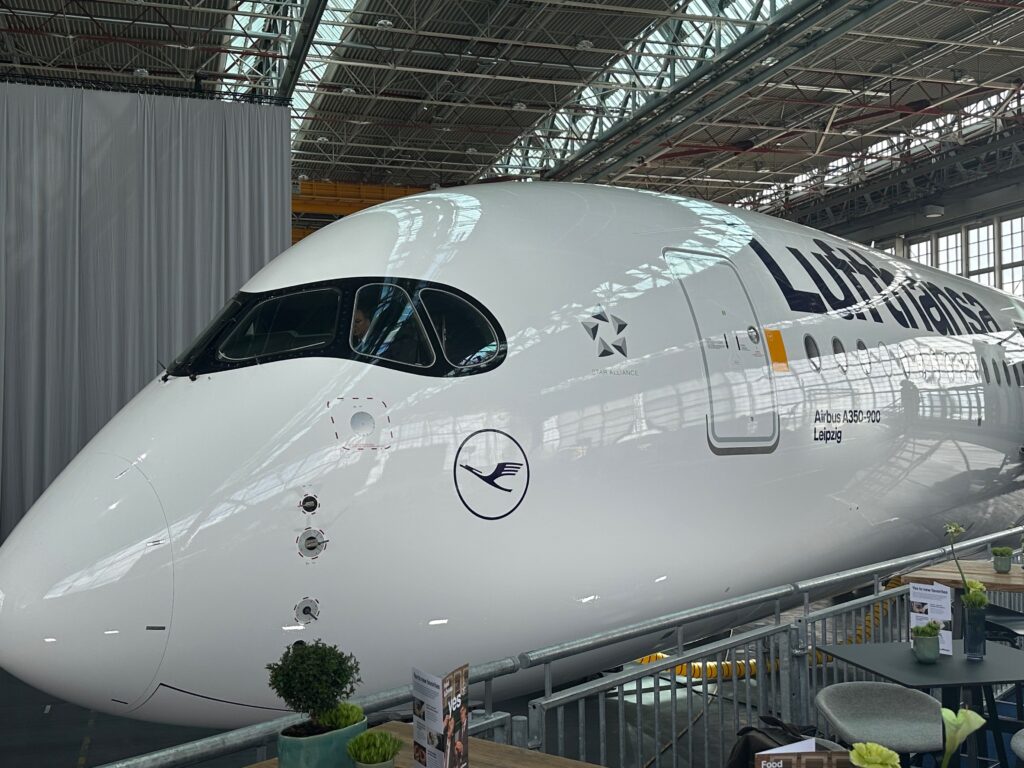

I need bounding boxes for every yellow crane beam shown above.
[292,181,426,217]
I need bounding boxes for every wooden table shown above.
[898,559,1024,591]
[247,721,596,768]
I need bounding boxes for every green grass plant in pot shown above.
[267,639,365,768]
[347,730,404,768]
[992,546,1013,574]
[910,619,941,664]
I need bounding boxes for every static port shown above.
[297,528,327,558]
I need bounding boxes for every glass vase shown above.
[963,604,986,661]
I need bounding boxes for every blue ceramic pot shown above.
[278,717,367,768]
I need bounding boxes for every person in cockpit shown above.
[350,304,372,350]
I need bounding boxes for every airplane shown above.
[0,181,1022,729]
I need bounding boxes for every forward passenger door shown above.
[663,248,779,454]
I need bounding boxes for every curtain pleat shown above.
[0,83,290,542]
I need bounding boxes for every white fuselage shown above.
[0,182,1022,728]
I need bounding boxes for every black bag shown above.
[725,715,818,768]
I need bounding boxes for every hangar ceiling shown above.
[2,0,1023,233]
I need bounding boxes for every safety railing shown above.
[526,624,792,768]
[797,584,912,730]
[97,525,1023,768]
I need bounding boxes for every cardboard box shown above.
[755,751,852,768]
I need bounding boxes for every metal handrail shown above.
[97,526,1022,767]
[518,525,1024,668]
[530,624,787,713]
[97,658,520,768]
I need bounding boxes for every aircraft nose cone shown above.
[0,452,173,711]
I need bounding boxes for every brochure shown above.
[413,664,469,768]
[909,581,953,655]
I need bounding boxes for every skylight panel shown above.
[487,0,789,178]
[221,3,298,94]
[290,2,358,144]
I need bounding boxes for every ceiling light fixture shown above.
[342,87,356,95]
[376,18,394,28]
[924,204,944,218]
[134,67,149,77]
[576,39,594,50]
[512,102,527,111]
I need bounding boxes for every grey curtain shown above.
[0,83,290,541]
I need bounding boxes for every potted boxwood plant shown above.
[992,546,1013,574]
[910,619,941,664]
[267,639,365,768]
[348,730,404,768]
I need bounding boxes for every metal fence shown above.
[97,526,1023,768]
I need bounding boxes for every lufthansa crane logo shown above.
[454,430,530,520]
[581,306,628,357]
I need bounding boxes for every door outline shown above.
[664,247,780,455]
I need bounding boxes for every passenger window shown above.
[351,284,435,368]
[218,289,340,361]
[832,337,847,372]
[877,343,892,376]
[1015,364,1022,387]
[419,289,498,368]
[856,339,870,373]
[805,335,821,371]
[982,359,991,384]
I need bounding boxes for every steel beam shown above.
[278,0,330,98]
[535,0,827,181]
[582,0,905,184]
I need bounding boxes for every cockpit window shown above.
[419,288,498,368]
[218,288,341,361]
[168,297,244,376]
[351,284,435,368]
[164,277,505,379]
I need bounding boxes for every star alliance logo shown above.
[581,305,628,357]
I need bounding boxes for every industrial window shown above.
[878,245,895,256]
[856,339,870,373]
[937,232,962,275]
[1001,216,1024,296]
[908,240,932,266]
[419,289,498,368]
[967,225,994,272]
[1004,266,1024,298]
[352,284,435,368]
[218,289,340,361]
[805,335,821,371]
[832,337,847,372]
